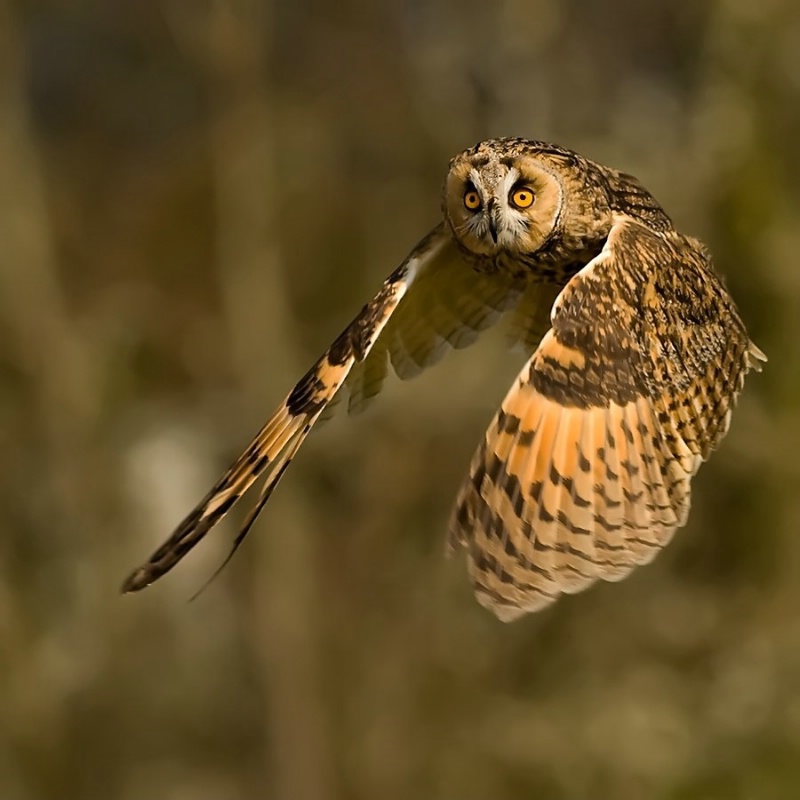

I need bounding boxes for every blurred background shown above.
[0,1,797,798]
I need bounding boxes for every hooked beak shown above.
[486,200,499,244]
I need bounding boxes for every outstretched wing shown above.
[449,217,765,621]
[122,224,533,593]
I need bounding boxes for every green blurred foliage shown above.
[0,1,797,798]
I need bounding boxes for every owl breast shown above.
[453,234,607,285]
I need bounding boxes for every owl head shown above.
[443,139,569,257]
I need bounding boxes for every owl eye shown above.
[510,186,535,209]
[463,189,482,211]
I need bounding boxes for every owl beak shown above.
[487,200,500,244]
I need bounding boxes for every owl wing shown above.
[449,216,765,621]
[344,225,526,413]
[122,223,533,593]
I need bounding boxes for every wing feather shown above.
[122,223,542,592]
[347,233,525,411]
[122,231,431,592]
[449,217,764,620]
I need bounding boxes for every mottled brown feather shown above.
[449,217,764,620]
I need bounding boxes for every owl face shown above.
[443,150,564,257]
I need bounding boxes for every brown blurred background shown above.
[0,1,797,798]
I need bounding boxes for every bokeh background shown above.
[1,1,798,798]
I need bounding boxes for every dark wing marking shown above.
[122,224,537,593]
[449,217,765,621]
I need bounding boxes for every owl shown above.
[122,138,765,621]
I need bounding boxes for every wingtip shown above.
[748,342,767,372]
[120,568,151,594]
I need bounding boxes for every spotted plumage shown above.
[122,138,765,621]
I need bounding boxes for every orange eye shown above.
[510,187,535,209]
[463,189,481,210]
